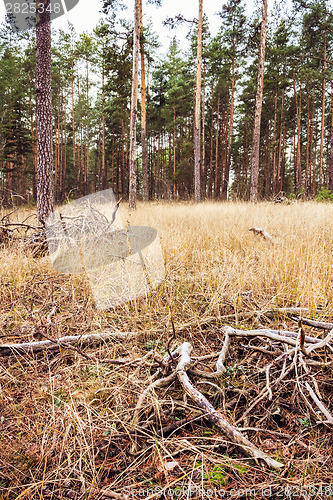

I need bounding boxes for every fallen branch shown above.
[304,328,333,355]
[262,307,310,318]
[176,342,284,470]
[225,326,324,347]
[305,382,333,424]
[291,316,333,331]
[0,330,137,356]
[249,227,273,241]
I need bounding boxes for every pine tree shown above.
[35,0,54,222]
[129,0,140,210]
[194,0,203,203]
[250,0,268,202]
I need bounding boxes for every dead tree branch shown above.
[175,342,284,470]
[0,330,137,356]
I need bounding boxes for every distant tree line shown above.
[1,0,333,207]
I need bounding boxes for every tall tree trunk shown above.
[223,51,235,200]
[309,91,315,194]
[264,120,270,198]
[201,61,206,198]
[312,110,318,196]
[329,88,333,193]
[30,97,37,202]
[54,97,59,200]
[271,89,278,196]
[173,98,176,198]
[78,78,82,195]
[85,58,90,196]
[208,84,214,198]
[102,68,107,190]
[222,101,229,194]
[277,86,285,194]
[306,84,310,194]
[121,109,126,198]
[60,90,64,200]
[249,0,268,202]
[71,63,76,194]
[194,0,203,203]
[319,30,326,188]
[129,0,140,209]
[214,96,220,198]
[244,122,249,195]
[139,0,148,201]
[35,0,54,222]
[293,72,302,193]
[280,124,286,193]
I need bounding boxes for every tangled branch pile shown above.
[1,306,332,499]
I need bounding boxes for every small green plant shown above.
[316,187,333,201]
[53,389,69,408]
[145,339,167,355]
[233,463,248,474]
[203,465,228,486]
[299,417,311,427]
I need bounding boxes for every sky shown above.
[0,0,250,54]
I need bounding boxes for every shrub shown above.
[316,187,333,202]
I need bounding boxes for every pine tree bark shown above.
[306,84,310,194]
[214,96,220,198]
[329,89,333,193]
[173,98,176,198]
[129,0,140,210]
[292,72,302,193]
[319,30,326,188]
[271,89,278,195]
[223,52,235,200]
[71,63,77,191]
[201,63,206,198]
[139,0,148,201]
[194,0,203,203]
[102,69,107,190]
[249,0,268,202]
[36,0,54,222]
[208,84,214,198]
[84,58,90,195]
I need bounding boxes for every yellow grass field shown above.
[0,201,332,499]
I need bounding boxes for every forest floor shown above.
[0,201,333,500]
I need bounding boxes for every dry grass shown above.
[0,201,333,499]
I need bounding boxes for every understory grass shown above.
[0,201,332,499]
